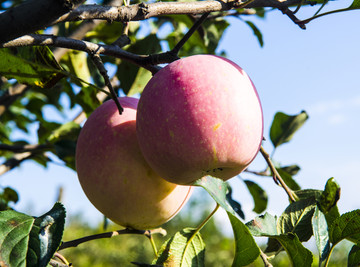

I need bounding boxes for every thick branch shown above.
[0,0,84,43]
[0,34,171,73]
[54,0,303,24]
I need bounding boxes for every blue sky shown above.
[1,1,360,232]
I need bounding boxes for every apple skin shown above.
[75,97,192,229]
[136,55,264,185]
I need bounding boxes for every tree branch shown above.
[53,0,303,24]
[1,34,163,73]
[58,228,167,250]
[0,0,85,43]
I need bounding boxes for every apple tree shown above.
[0,0,360,266]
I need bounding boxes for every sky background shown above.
[1,0,359,239]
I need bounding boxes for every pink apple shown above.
[75,97,192,229]
[136,55,263,185]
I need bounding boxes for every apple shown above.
[75,97,192,229]
[136,55,263,185]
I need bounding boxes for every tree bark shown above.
[0,0,84,43]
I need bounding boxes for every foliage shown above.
[1,0,360,266]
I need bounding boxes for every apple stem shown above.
[259,146,298,202]
[90,52,124,114]
[57,227,167,251]
[147,233,159,257]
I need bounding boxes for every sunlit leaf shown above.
[0,209,34,267]
[154,228,205,267]
[228,212,260,266]
[47,121,81,143]
[193,176,235,215]
[277,198,316,242]
[246,213,278,236]
[312,206,330,262]
[270,110,309,148]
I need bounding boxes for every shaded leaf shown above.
[277,198,316,242]
[328,209,360,246]
[270,110,309,148]
[348,245,360,267]
[0,47,64,88]
[349,0,360,9]
[54,140,77,170]
[244,180,268,214]
[0,209,35,267]
[280,165,301,176]
[27,202,66,267]
[275,233,313,267]
[228,212,260,266]
[276,167,301,191]
[226,185,245,219]
[318,177,340,214]
[193,176,235,215]
[154,228,205,267]
[312,206,330,262]
[244,21,263,47]
[47,122,81,143]
[117,34,161,95]
[295,189,322,202]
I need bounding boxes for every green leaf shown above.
[153,228,205,267]
[246,213,278,236]
[276,167,301,191]
[62,50,91,87]
[228,212,260,266]
[349,0,360,9]
[312,206,330,262]
[0,47,65,88]
[348,245,360,267]
[295,189,322,201]
[244,21,263,47]
[328,209,360,246]
[279,165,301,176]
[277,198,316,242]
[270,110,309,148]
[275,233,313,267]
[246,213,313,266]
[193,176,235,215]
[0,209,35,267]
[318,177,340,214]
[127,67,152,96]
[244,180,268,214]
[27,202,66,267]
[54,140,77,170]
[75,85,102,116]
[117,34,161,95]
[47,121,81,143]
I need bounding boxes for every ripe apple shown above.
[75,97,192,229]
[136,55,263,185]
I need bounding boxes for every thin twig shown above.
[58,227,167,250]
[90,53,123,114]
[0,143,52,153]
[170,12,210,56]
[259,249,273,267]
[259,146,297,202]
[279,7,306,29]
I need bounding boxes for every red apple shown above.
[136,55,263,185]
[75,97,192,229]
